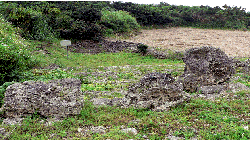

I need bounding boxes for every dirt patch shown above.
[108,27,250,57]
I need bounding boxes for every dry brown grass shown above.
[108,27,250,57]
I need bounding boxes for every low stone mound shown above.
[69,40,139,54]
[180,46,235,93]
[1,78,84,119]
[122,72,190,111]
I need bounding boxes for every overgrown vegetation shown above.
[100,9,140,35]
[112,2,250,30]
[0,1,250,140]
[1,93,250,139]
[0,1,249,42]
[0,15,36,85]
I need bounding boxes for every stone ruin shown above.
[0,46,249,125]
[179,46,236,93]
[121,46,249,110]
[0,78,84,119]
[121,72,191,111]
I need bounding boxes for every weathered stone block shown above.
[2,78,84,119]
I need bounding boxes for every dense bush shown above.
[0,2,56,41]
[49,1,109,40]
[1,1,249,42]
[111,2,250,30]
[0,1,110,41]
[100,9,140,35]
[0,15,36,85]
[111,2,174,26]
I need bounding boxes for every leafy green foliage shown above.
[0,15,36,85]
[0,2,57,41]
[1,1,248,42]
[137,44,148,55]
[100,9,140,35]
[48,1,109,41]
[112,2,174,26]
[0,1,109,41]
[235,74,250,87]
[111,2,250,30]
[20,68,74,83]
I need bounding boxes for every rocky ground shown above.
[1,28,250,140]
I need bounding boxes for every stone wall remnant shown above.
[122,72,190,111]
[180,46,235,92]
[1,78,84,119]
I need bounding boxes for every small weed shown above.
[118,72,135,79]
[21,68,74,82]
[81,82,114,91]
[137,44,148,55]
[77,75,92,84]
[235,90,250,97]
[171,71,182,77]
[234,74,250,87]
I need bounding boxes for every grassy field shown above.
[0,39,250,140]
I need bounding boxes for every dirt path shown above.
[109,27,250,57]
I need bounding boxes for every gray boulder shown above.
[180,46,235,92]
[2,78,84,119]
[228,82,250,93]
[122,72,190,111]
[121,128,138,135]
[197,85,225,95]
[90,98,112,106]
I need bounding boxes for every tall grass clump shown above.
[100,9,140,35]
[0,15,36,85]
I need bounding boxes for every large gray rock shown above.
[180,46,235,92]
[2,78,84,119]
[228,82,250,93]
[122,72,190,111]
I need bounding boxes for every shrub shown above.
[0,2,57,41]
[111,2,250,30]
[0,15,36,85]
[62,20,104,41]
[100,9,140,35]
[137,44,148,55]
[49,1,108,41]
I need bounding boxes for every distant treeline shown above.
[113,2,250,28]
[0,1,249,41]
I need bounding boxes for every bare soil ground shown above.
[108,27,250,58]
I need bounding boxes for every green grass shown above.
[1,94,249,140]
[0,34,250,140]
[38,48,182,69]
[234,74,250,87]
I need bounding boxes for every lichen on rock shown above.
[122,72,190,111]
[180,46,235,93]
[2,78,84,119]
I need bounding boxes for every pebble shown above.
[243,126,249,130]
[121,128,138,135]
